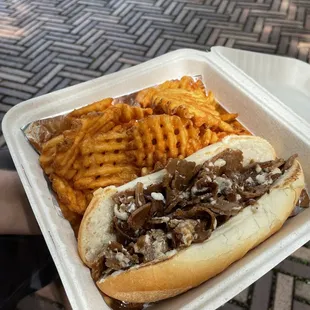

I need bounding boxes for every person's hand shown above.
[0,170,40,235]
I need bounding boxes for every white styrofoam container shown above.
[3,48,310,310]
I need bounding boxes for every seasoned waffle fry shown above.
[153,89,219,115]
[68,98,113,118]
[220,113,238,123]
[152,89,236,131]
[51,174,89,215]
[81,128,130,156]
[74,166,139,190]
[136,76,205,108]
[200,128,219,146]
[128,115,201,168]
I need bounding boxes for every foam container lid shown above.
[213,46,310,124]
[2,48,310,310]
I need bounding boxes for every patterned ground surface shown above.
[0,0,310,309]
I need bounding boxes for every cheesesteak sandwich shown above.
[78,135,305,303]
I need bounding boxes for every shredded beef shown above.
[169,219,198,247]
[113,190,135,205]
[135,182,145,207]
[133,229,169,262]
[208,199,241,216]
[260,158,285,171]
[104,242,139,270]
[238,185,271,199]
[144,183,164,196]
[298,189,310,208]
[283,154,298,171]
[209,149,244,176]
[194,224,212,243]
[90,254,105,282]
[90,149,303,280]
[128,202,151,230]
[150,199,165,217]
[290,189,310,217]
[113,217,138,242]
[163,159,200,214]
[172,206,216,229]
[165,158,197,191]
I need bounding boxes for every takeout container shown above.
[3,47,310,310]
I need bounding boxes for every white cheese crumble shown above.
[255,174,267,184]
[191,186,198,195]
[115,252,130,266]
[245,177,254,184]
[255,164,262,173]
[271,168,281,175]
[127,201,136,213]
[206,176,212,182]
[179,191,190,199]
[151,192,165,201]
[213,218,217,230]
[214,159,226,167]
[114,204,128,221]
[255,173,274,185]
[144,234,151,245]
[165,249,177,257]
[232,206,242,211]
[214,177,233,193]
[166,233,173,239]
[153,240,165,257]
[210,198,216,205]
[236,194,242,201]
[151,216,170,223]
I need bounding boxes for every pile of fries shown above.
[38,76,249,233]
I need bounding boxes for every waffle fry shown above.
[51,174,89,215]
[136,76,237,133]
[220,113,238,123]
[136,76,205,108]
[68,98,113,118]
[81,128,131,156]
[128,115,201,168]
[152,89,238,132]
[74,166,139,190]
[200,128,219,146]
